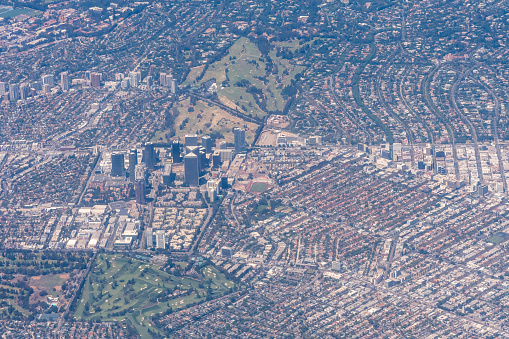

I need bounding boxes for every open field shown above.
[182,65,206,86]
[74,254,235,337]
[186,37,305,116]
[249,182,269,193]
[0,251,89,320]
[152,98,259,144]
[0,7,38,18]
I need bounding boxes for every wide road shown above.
[450,72,484,183]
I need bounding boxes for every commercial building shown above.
[146,228,153,248]
[128,149,138,182]
[155,230,166,249]
[110,153,125,177]
[184,153,199,186]
[143,144,155,171]
[42,74,54,87]
[60,71,70,91]
[135,179,146,204]
[234,128,246,153]
[185,134,198,147]
[9,83,19,101]
[201,136,212,154]
[172,140,181,163]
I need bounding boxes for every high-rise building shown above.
[91,72,101,88]
[219,149,233,163]
[142,144,155,171]
[9,84,19,101]
[31,81,42,91]
[135,179,146,204]
[170,78,176,94]
[185,134,198,147]
[218,141,227,150]
[171,140,181,163]
[201,136,212,154]
[20,83,30,100]
[129,71,141,87]
[135,164,146,181]
[155,230,166,249]
[234,128,246,153]
[42,74,54,87]
[128,149,138,182]
[121,78,130,90]
[221,176,228,189]
[0,82,6,96]
[212,151,221,168]
[146,228,153,248]
[43,84,52,94]
[184,153,199,186]
[162,164,173,185]
[60,71,70,91]
[478,184,489,197]
[110,153,125,177]
[145,75,153,86]
[159,73,167,86]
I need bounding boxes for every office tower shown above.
[234,128,246,153]
[218,141,227,150]
[129,71,141,87]
[162,164,173,185]
[91,73,101,88]
[201,136,212,154]
[159,73,167,86]
[31,81,42,91]
[212,151,221,168]
[110,153,125,177]
[221,246,233,257]
[146,75,153,86]
[121,78,129,90]
[146,228,153,248]
[60,71,70,91]
[128,149,138,182]
[142,144,155,171]
[171,140,181,163]
[219,149,233,163]
[135,163,146,181]
[42,74,54,86]
[0,82,6,96]
[478,184,489,197]
[186,146,201,172]
[20,83,29,100]
[170,78,176,94]
[9,84,19,101]
[184,153,199,186]
[199,147,207,171]
[43,84,52,94]
[417,161,425,170]
[155,230,166,249]
[135,179,146,204]
[185,134,198,147]
[221,176,228,189]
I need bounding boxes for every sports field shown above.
[250,182,269,193]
